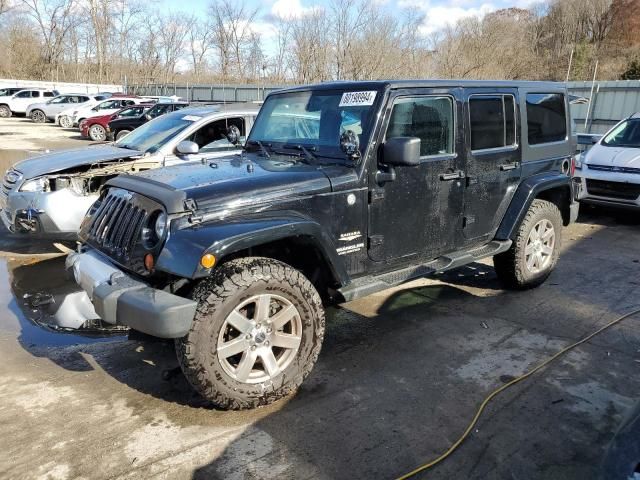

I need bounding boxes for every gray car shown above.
[0,104,259,239]
[26,93,109,123]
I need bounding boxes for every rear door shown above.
[462,89,521,242]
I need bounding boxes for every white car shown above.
[0,88,59,117]
[61,97,150,128]
[26,93,109,123]
[575,113,640,209]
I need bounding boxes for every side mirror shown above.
[176,140,199,155]
[145,113,152,121]
[591,135,599,144]
[382,137,421,167]
[226,125,241,145]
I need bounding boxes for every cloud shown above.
[400,1,498,35]
[270,0,318,19]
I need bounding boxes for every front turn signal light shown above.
[200,254,216,269]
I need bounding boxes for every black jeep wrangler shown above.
[67,81,579,409]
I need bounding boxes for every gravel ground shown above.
[0,125,638,480]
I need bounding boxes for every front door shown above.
[368,88,465,264]
[462,89,522,242]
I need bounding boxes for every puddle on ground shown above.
[0,256,127,347]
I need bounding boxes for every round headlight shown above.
[154,212,167,239]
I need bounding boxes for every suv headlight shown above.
[154,212,167,238]
[19,177,48,192]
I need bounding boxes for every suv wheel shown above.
[115,129,130,141]
[88,124,106,141]
[176,257,325,410]
[494,199,562,289]
[0,105,11,118]
[31,109,46,123]
[58,115,72,128]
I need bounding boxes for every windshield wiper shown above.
[245,139,271,158]
[282,144,317,164]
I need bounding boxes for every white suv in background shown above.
[0,88,59,117]
[62,97,149,128]
[575,113,640,209]
[26,93,110,123]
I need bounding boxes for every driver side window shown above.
[188,117,246,153]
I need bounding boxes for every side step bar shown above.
[337,240,512,302]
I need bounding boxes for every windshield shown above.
[248,89,380,160]
[602,119,640,148]
[116,111,199,153]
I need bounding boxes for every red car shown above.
[80,104,153,141]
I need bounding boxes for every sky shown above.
[165,0,535,56]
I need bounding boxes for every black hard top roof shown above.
[276,79,567,93]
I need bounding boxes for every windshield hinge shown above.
[184,198,197,212]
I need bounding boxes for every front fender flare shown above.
[156,214,349,285]
[495,172,573,241]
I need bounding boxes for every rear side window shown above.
[386,96,454,157]
[470,95,516,151]
[44,92,54,97]
[526,93,566,145]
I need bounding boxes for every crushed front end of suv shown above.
[66,80,580,409]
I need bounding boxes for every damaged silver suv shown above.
[0,104,258,239]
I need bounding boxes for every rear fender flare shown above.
[495,172,572,240]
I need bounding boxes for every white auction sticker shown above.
[339,91,377,107]
[182,115,202,121]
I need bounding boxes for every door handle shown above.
[440,170,464,181]
[499,163,519,171]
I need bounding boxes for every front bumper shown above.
[66,250,197,338]
[574,168,640,209]
[0,189,97,238]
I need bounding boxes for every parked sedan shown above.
[80,104,153,141]
[0,104,259,239]
[26,93,109,123]
[107,101,189,141]
[575,113,640,209]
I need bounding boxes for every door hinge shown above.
[368,235,384,248]
[466,176,479,186]
[368,189,385,203]
[463,216,475,228]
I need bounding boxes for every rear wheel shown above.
[0,105,11,118]
[494,199,562,289]
[88,124,106,141]
[58,115,72,128]
[176,257,325,410]
[115,129,130,141]
[31,109,46,123]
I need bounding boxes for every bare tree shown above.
[187,16,215,83]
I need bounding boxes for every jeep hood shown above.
[14,145,143,179]
[122,154,334,212]
[586,143,640,167]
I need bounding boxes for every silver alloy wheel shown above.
[217,293,303,384]
[525,218,555,274]
[32,110,46,123]
[59,115,72,128]
[0,106,10,118]
[89,125,106,141]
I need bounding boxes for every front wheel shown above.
[176,257,325,410]
[494,199,563,289]
[0,105,11,118]
[88,124,106,141]
[31,110,46,123]
[115,129,130,141]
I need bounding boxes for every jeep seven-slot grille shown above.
[586,179,640,200]
[88,190,148,255]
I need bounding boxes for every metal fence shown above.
[128,80,640,135]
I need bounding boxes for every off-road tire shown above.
[31,109,46,123]
[494,199,563,290]
[88,124,106,141]
[0,105,11,118]
[176,257,325,410]
[115,129,130,141]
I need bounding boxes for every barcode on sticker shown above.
[339,91,377,107]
